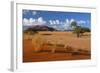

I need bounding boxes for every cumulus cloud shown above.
[55,20,60,24]
[23,17,88,30]
[65,19,69,24]
[63,19,70,30]
[48,19,71,30]
[49,20,53,25]
[48,20,60,30]
[23,10,29,15]
[23,17,46,26]
[37,17,46,24]
[23,18,30,26]
[23,10,37,16]
[77,20,86,24]
[29,18,36,23]
[48,18,76,30]
[70,18,75,24]
[53,25,58,29]
[32,11,37,15]
[49,20,60,25]
[48,18,87,30]
[52,20,56,24]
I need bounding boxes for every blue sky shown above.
[23,9,91,30]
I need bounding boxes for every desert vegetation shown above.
[71,21,90,38]
[23,30,91,62]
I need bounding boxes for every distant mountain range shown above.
[24,25,57,31]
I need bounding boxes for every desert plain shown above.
[23,31,91,62]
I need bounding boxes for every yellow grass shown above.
[24,31,90,52]
[23,31,91,62]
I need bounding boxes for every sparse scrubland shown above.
[23,31,91,62]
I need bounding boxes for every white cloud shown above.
[23,17,46,26]
[55,20,60,24]
[29,18,36,23]
[38,17,43,23]
[53,25,58,29]
[62,18,78,30]
[49,18,88,30]
[49,20,53,25]
[64,19,70,26]
[52,20,56,24]
[69,19,86,25]
[23,18,30,26]
[28,18,37,26]
[22,17,88,30]
[77,20,86,24]
[23,10,29,15]
[60,21,66,25]
[37,17,46,24]
[63,19,70,30]
[87,20,90,24]
[48,19,71,30]
[48,18,85,30]
[32,11,37,15]
[65,19,69,24]
[49,20,60,25]
[70,18,75,24]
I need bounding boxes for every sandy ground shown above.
[23,31,91,62]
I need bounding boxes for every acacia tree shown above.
[71,21,90,38]
[71,21,81,38]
